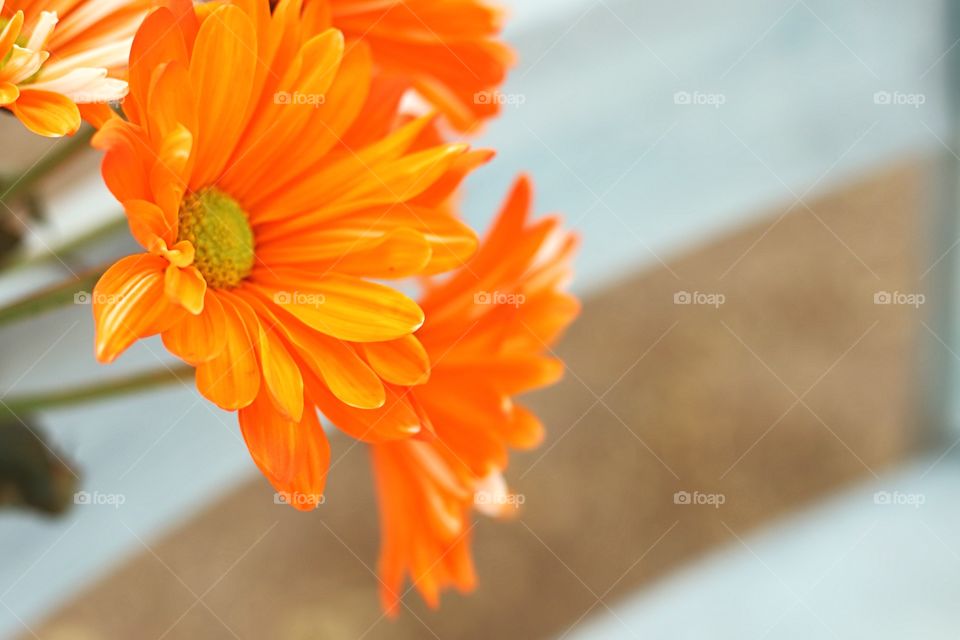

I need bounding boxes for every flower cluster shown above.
[16,0,579,612]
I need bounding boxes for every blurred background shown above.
[2,0,960,637]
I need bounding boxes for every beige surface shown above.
[29,161,928,639]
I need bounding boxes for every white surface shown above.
[0,0,953,637]
[566,455,960,640]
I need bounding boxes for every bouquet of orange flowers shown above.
[0,0,577,613]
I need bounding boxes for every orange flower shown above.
[353,176,578,612]
[0,0,151,136]
[317,0,514,132]
[90,0,488,506]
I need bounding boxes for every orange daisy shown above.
[315,0,514,132]
[90,0,488,506]
[331,176,579,611]
[0,0,152,136]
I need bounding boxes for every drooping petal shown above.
[194,296,260,410]
[239,391,330,511]
[93,254,181,363]
[225,292,304,421]
[9,90,81,137]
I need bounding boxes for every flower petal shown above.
[164,264,206,314]
[9,90,81,137]
[188,4,256,187]
[238,391,329,511]
[162,289,227,364]
[225,292,304,421]
[254,271,423,343]
[361,335,430,386]
[93,254,180,363]
[195,297,260,410]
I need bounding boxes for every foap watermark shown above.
[873,90,926,108]
[474,491,525,509]
[473,90,526,107]
[474,290,525,308]
[274,491,326,508]
[674,290,725,308]
[674,91,726,108]
[274,91,326,108]
[673,490,725,508]
[873,490,925,508]
[874,290,924,309]
[73,291,124,305]
[74,490,126,509]
[273,291,326,307]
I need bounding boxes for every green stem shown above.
[1,364,194,415]
[0,126,96,205]
[1,215,127,272]
[0,267,105,329]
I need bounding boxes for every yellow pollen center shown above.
[177,188,255,289]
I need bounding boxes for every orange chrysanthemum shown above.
[354,176,578,612]
[90,0,489,506]
[0,0,151,136]
[317,0,514,132]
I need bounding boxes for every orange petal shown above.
[238,391,330,511]
[257,227,432,278]
[10,90,81,137]
[225,292,304,421]
[195,297,260,410]
[0,82,19,106]
[128,8,189,125]
[501,403,545,450]
[311,379,421,442]
[441,356,564,395]
[162,289,227,364]
[188,4,257,188]
[361,335,430,386]
[0,12,24,62]
[77,103,115,129]
[235,288,384,410]
[253,272,423,342]
[94,254,180,363]
[124,199,174,249]
[164,264,206,314]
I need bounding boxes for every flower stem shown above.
[0,267,105,329]
[1,215,127,273]
[0,126,96,205]
[0,365,194,416]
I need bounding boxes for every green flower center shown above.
[177,188,255,289]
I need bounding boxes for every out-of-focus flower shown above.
[315,0,514,132]
[90,0,488,506]
[0,0,150,136]
[358,176,578,612]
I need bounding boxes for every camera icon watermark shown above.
[273,291,326,308]
[274,91,326,108]
[474,491,525,509]
[873,290,924,309]
[873,490,925,508]
[673,490,725,508]
[274,492,325,507]
[474,290,526,308]
[674,91,726,108]
[74,490,126,509]
[73,291,123,305]
[473,90,526,107]
[673,290,725,308]
[873,90,925,108]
